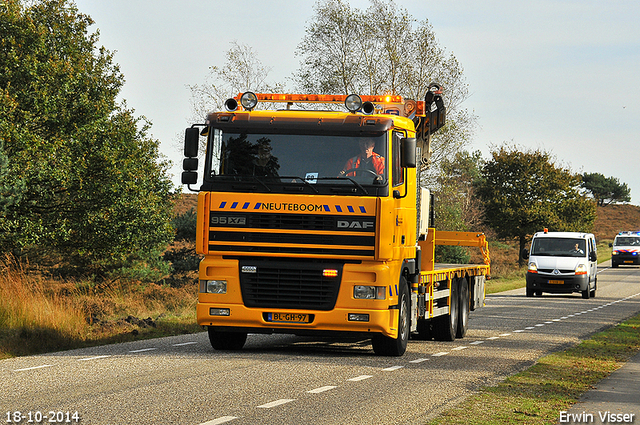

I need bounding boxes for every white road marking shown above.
[452,346,468,351]
[513,330,525,333]
[534,324,545,327]
[409,358,429,363]
[382,365,404,371]
[432,352,449,357]
[307,386,337,394]
[173,342,198,346]
[348,375,372,381]
[129,348,158,353]
[199,416,238,425]
[77,355,111,361]
[499,333,511,337]
[13,364,54,372]
[470,341,484,345]
[257,399,296,408]
[525,327,535,330]
[487,336,499,340]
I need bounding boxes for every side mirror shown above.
[608,243,613,248]
[184,127,199,158]
[182,127,200,186]
[589,251,597,262]
[401,137,416,168]
[522,249,529,260]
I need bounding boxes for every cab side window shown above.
[392,131,405,187]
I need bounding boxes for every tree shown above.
[581,172,631,206]
[475,145,596,266]
[0,0,174,276]
[295,0,476,180]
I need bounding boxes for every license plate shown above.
[548,280,563,284]
[624,260,633,264]
[267,313,309,323]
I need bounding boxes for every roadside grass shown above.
[0,255,201,360]
[427,313,640,425]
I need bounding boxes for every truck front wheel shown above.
[372,277,410,356]
[456,277,469,338]
[207,327,247,351]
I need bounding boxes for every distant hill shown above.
[593,204,640,241]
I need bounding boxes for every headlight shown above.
[612,251,618,256]
[575,264,588,275]
[353,285,386,300]
[240,92,258,110]
[200,280,227,294]
[345,94,362,112]
[528,262,538,273]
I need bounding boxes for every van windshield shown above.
[613,236,640,246]
[530,238,586,257]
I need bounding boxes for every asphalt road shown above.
[3,263,640,425]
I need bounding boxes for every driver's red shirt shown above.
[342,153,385,176]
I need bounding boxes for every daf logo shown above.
[337,220,374,229]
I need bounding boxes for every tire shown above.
[581,285,591,299]
[207,327,247,351]
[526,287,534,297]
[612,262,618,268]
[434,278,459,341]
[372,277,410,356]
[456,277,469,338]
[590,279,597,298]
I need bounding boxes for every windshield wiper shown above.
[316,176,369,195]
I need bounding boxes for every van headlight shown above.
[528,262,538,273]
[575,264,588,275]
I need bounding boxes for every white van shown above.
[610,231,640,268]
[523,231,597,299]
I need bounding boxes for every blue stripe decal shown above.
[219,201,227,208]
[254,203,262,209]
[395,285,398,296]
[242,202,250,209]
[359,206,366,213]
[335,205,342,212]
[389,286,393,297]
[323,205,330,212]
[347,206,354,213]
[231,202,238,209]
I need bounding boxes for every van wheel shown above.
[590,279,597,298]
[372,277,410,356]
[526,287,534,297]
[434,278,459,341]
[581,286,591,299]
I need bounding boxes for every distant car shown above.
[523,230,597,299]
[610,231,640,267]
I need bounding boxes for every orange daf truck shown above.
[181,85,490,356]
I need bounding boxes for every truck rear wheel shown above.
[434,278,459,341]
[456,277,469,338]
[372,277,410,356]
[207,327,247,351]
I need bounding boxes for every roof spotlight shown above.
[240,92,258,110]
[224,98,238,112]
[345,94,362,113]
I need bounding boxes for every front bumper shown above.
[526,272,589,294]
[612,254,640,266]
[196,302,398,338]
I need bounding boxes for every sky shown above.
[74,0,640,205]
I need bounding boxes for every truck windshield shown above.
[614,236,640,246]
[531,238,587,257]
[204,129,388,195]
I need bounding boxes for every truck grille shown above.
[208,212,375,258]
[238,259,342,310]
